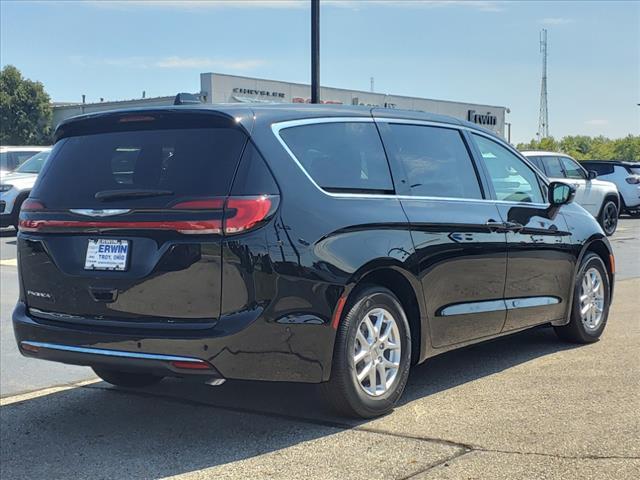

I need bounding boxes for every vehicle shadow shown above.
[0,325,579,479]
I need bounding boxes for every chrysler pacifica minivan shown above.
[14,105,614,417]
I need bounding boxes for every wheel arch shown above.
[598,192,620,217]
[341,261,428,365]
[556,235,615,326]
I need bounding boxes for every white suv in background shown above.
[581,161,640,217]
[0,146,50,175]
[522,151,620,236]
[0,149,51,229]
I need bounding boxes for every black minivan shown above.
[14,105,614,417]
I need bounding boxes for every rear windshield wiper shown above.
[95,189,174,201]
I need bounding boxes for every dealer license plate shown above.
[84,239,129,271]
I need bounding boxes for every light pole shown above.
[311,0,320,104]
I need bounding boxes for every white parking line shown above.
[0,379,101,406]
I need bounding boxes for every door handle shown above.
[503,221,524,232]
[485,220,524,233]
[485,220,506,232]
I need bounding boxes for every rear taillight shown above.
[225,196,275,234]
[171,199,225,210]
[625,177,640,184]
[21,199,45,211]
[19,195,277,235]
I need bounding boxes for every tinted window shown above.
[280,122,393,193]
[527,156,545,171]
[560,156,586,179]
[14,151,41,166]
[15,150,51,174]
[585,163,614,176]
[473,135,544,204]
[541,156,565,178]
[34,128,247,209]
[0,152,8,170]
[385,124,482,199]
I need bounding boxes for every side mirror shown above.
[549,181,575,206]
[587,170,598,180]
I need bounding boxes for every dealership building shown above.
[52,72,508,137]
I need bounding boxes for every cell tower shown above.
[537,29,549,139]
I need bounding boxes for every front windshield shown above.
[15,150,51,174]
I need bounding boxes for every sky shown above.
[1,0,638,144]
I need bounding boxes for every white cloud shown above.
[68,55,266,70]
[86,0,505,12]
[540,17,575,25]
[86,0,307,10]
[154,56,266,70]
[585,119,609,126]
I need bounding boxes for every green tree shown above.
[613,135,640,161]
[0,65,52,145]
[518,135,640,162]
[516,136,559,152]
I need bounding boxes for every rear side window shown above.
[34,128,247,209]
[526,156,545,171]
[541,156,565,178]
[384,124,482,199]
[279,122,393,193]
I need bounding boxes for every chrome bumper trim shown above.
[20,341,205,363]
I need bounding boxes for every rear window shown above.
[279,122,393,193]
[34,128,247,208]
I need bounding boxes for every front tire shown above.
[321,286,412,418]
[599,200,618,236]
[93,367,164,388]
[554,252,610,343]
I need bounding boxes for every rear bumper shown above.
[12,301,335,383]
[0,213,12,227]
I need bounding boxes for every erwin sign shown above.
[468,110,497,126]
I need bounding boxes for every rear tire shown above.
[554,252,610,344]
[93,367,164,388]
[11,194,28,230]
[599,200,618,236]
[320,286,411,418]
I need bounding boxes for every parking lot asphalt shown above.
[0,219,639,479]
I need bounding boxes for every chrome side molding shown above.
[440,296,560,317]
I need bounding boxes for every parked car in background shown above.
[13,105,615,418]
[522,151,620,235]
[0,146,50,176]
[580,160,640,216]
[0,149,51,229]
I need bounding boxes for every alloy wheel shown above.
[352,308,401,397]
[579,267,605,331]
[602,203,618,235]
